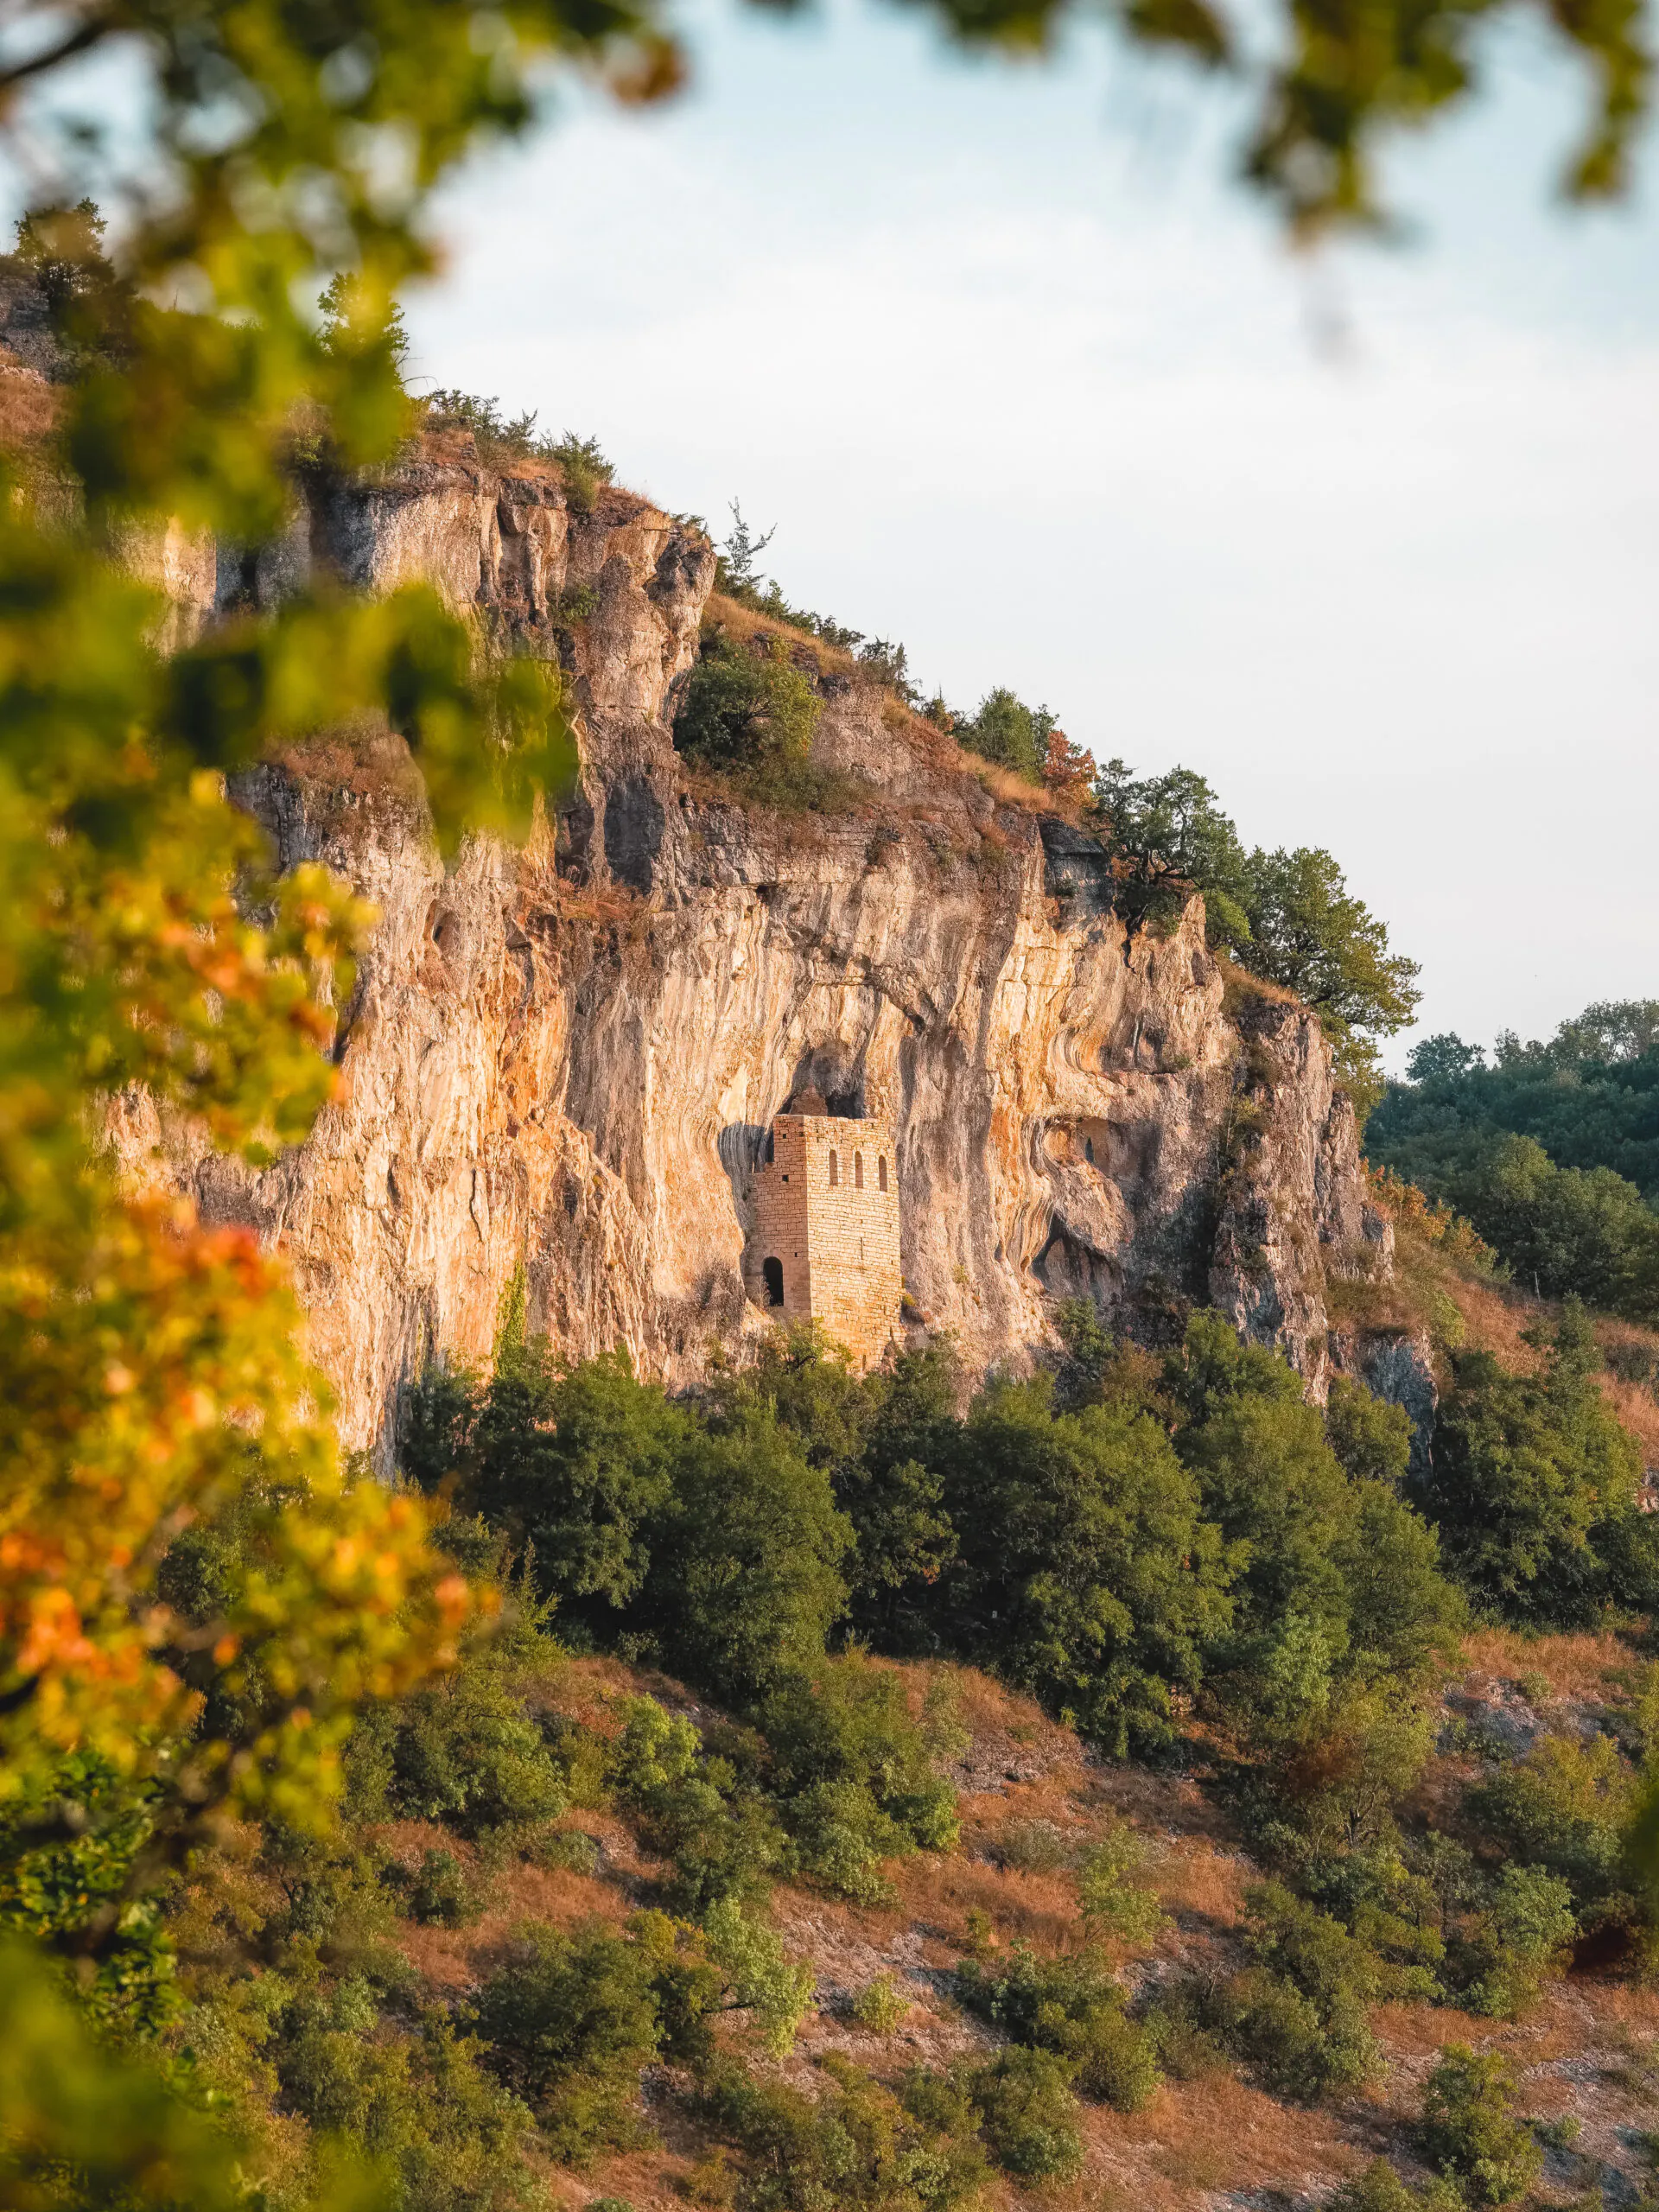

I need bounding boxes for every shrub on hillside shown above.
[405,1333,688,1638]
[700,1897,817,2057]
[548,431,613,512]
[344,1562,568,1843]
[1327,2163,1465,2210]
[1416,2045,1541,2208]
[390,1847,491,1929]
[697,2053,989,2212]
[418,394,614,509]
[673,633,836,809]
[1425,1305,1659,1626]
[760,1656,958,1901]
[944,1372,1234,1755]
[953,688,1054,783]
[474,1916,716,2164]
[644,1407,853,1700]
[1077,1817,1168,1943]
[849,1975,910,2031]
[1166,1314,1462,1738]
[727,1329,962,1649]
[608,1697,786,1916]
[276,2002,543,2212]
[963,2047,1084,2179]
[955,1943,1160,2111]
[1325,1375,1415,1486]
[1464,1728,1635,1923]
[1446,1863,1578,2018]
[1204,1884,1383,2102]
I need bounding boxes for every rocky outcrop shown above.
[1335,1327,1440,1478]
[122,447,1398,1460]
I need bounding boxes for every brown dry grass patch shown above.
[1213,947,1303,1011]
[0,363,59,450]
[1376,1241,1659,1465]
[1447,1272,1659,1461]
[1457,1625,1637,1703]
[396,1847,639,1988]
[1149,1834,1252,1932]
[698,596,1089,829]
[881,1851,1079,1955]
[1093,2070,1358,2210]
[545,2138,701,2210]
[928,1663,1055,1745]
[965,755,1077,822]
[702,591,860,677]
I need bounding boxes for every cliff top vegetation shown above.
[676,505,1421,1109]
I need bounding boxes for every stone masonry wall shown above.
[749,1111,901,1367]
[751,1116,814,1323]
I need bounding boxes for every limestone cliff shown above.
[125,444,1398,1460]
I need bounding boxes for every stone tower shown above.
[750,1092,901,1368]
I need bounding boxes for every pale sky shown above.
[396,0,1659,1069]
[10,3,1650,1065]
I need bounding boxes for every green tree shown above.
[947,1375,1235,1754]
[840,1339,963,1647]
[1455,1136,1659,1321]
[674,634,822,777]
[955,689,1056,782]
[474,1917,715,2164]
[1406,1033,1487,1081]
[759,1654,959,1897]
[646,1408,853,1700]
[1325,1376,1414,1487]
[1369,1001,1659,1294]
[956,1943,1160,2110]
[704,1328,963,1657]
[1091,760,1255,949]
[1425,1306,1658,1625]
[1242,846,1421,1109]
[1167,1315,1460,1729]
[1551,999,1659,1063]
[0,1940,257,2212]
[964,2048,1084,2180]
[1219,1882,1383,2101]
[468,1346,688,1630]
[1416,2045,1541,2208]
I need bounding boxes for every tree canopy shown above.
[1089,762,1419,1106]
[1370,999,1659,1320]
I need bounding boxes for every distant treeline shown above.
[1370,1001,1659,1328]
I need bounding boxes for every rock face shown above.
[137,448,1395,1460]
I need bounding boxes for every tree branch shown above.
[0,14,108,92]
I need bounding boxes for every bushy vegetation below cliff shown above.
[17,1281,1659,2210]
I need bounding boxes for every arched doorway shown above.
[763,1256,785,1307]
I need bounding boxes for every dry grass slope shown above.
[358,1643,1659,2212]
